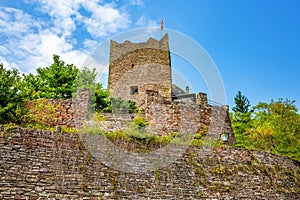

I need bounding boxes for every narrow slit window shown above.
[130,86,138,95]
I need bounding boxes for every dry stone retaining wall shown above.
[0,127,299,199]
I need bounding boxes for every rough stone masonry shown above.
[106,33,235,143]
[0,128,299,199]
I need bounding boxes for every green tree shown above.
[21,73,42,100]
[73,67,98,112]
[94,83,138,113]
[0,64,24,123]
[232,97,300,162]
[35,55,79,99]
[95,83,111,112]
[232,91,251,113]
[109,97,137,114]
[230,91,253,144]
[74,67,97,90]
[251,99,300,161]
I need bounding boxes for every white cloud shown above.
[0,56,12,70]
[28,0,79,36]
[15,30,88,72]
[130,0,144,6]
[0,7,41,37]
[0,8,87,72]
[0,55,23,72]
[81,2,130,37]
[28,0,131,38]
[83,39,98,50]
[0,46,10,55]
[82,54,109,87]
[136,15,158,28]
[0,0,151,75]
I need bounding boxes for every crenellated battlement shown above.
[109,33,169,63]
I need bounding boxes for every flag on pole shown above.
[160,18,164,31]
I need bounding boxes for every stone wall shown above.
[0,127,299,199]
[97,113,136,133]
[25,89,90,128]
[108,34,172,106]
[196,92,207,106]
[94,90,235,144]
[72,89,90,128]
[143,90,236,144]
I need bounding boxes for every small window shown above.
[131,63,134,68]
[130,86,138,95]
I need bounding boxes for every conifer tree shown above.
[232,91,251,113]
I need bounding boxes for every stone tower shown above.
[108,34,172,107]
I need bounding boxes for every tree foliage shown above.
[21,98,59,128]
[34,55,79,99]
[231,96,300,162]
[0,55,137,124]
[231,91,253,137]
[94,83,137,114]
[21,73,40,100]
[95,83,110,112]
[0,64,24,123]
[74,67,97,90]
[110,97,137,114]
[232,91,251,113]
[251,99,300,160]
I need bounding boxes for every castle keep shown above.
[108,34,172,106]
[108,34,208,107]
[107,34,236,143]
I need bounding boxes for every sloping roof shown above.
[172,84,185,96]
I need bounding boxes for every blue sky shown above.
[0,0,299,110]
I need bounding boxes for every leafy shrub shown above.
[22,99,59,128]
[132,115,149,128]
